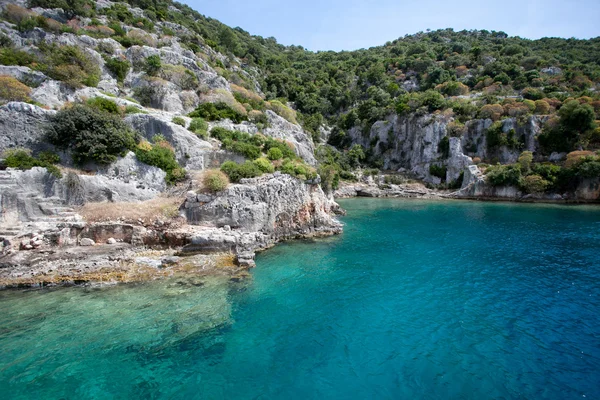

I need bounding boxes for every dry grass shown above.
[78,196,183,224]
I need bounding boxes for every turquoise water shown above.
[1,199,600,399]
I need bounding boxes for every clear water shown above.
[1,199,599,400]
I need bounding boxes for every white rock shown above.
[80,238,95,246]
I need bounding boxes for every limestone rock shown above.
[0,102,56,154]
[125,113,212,170]
[106,238,117,244]
[0,65,48,86]
[185,173,341,243]
[80,238,95,246]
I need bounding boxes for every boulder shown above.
[0,102,55,154]
[80,238,95,246]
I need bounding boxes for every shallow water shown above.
[1,199,599,399]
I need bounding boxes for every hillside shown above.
[1,0,600,197]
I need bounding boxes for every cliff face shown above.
[183,173,341,254]
[348,113,547,184]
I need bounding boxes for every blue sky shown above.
[184,0,600,51]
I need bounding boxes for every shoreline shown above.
[2,178,598,292]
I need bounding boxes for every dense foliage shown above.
[2,148,62,178]
[46,104,138,164]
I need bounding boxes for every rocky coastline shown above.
[0,169,342,289]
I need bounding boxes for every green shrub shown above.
[172,116,186,127]
[124,105,146,114]
[230,141,261,159]
[264,138,296,159]
[220,160,263,182]
[134,140,186,184]
[105,57,130,83]
[86,97,120,114]
[46,104,137,165]
[438,136,450,158]
[37,150,60,165]
[486,164,522,186]
[429,164,447,180]
[520,174,549,193]
[202,169,229,192]
[189,102,247,123]
[253,157,274,173]
[189,117,208,138]
[3,148,62,178]
[267,147,283,160]
[144,55,162,76]
[39,44,100,88]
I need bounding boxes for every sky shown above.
[184,0,600,51]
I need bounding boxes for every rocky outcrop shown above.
[349,113,548,185]
[0,102,55,154]
[263,111,317,165]
[0,65,48,85]
[208,110,318,165]
[125,113,213,169]
[454,165,600,202]
[349,114,454,182]
[183,172,341,256]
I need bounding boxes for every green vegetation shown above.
[172,116,186,127]
[0,75,31,103]
[46,104,137,165]
[220,160,263,182]
[105,57,130,83]
[429,164,447,180]
[485,150,600,193]
[134,138,186,184]
[202,169,229,192]
[209,127,296,161]
[38,43,100,88]
[86,97,120,114]
[3,148,62,178]
[188,117,208,138]
[144,55,162,76]
[189,102,248,123]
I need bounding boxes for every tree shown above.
[46,104,137,165]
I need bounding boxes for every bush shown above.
[189,117,208,138]
[46,104,137,165]
[202,169,229,192]
[0,75,31,102]
[438,136,450,158]
[429,164,447,180]
[264,138,296,159]
[144,55,162,76]
[266,100,297,124]
[134,139,186,184]
[518,151,533,172]
[479,104,504,121]
[39,44,100,88]
[172,116,186,127]
[86,97,120,114]
[3,148,62,178]
[105,57,130,83]
[220,160,263,182]
[534,100,551,115]
[267,147,283,160]
[520,174,549,193]
[230,141,261,159]
[486,164,522,186]
[253,157,274,173]
[189,102,248,123]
